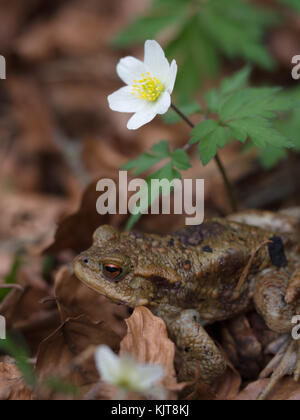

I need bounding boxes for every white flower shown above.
[108,40,177,130]
[95,345,165,394]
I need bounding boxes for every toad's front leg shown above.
[155,307,227,384]
[253,261,300,400]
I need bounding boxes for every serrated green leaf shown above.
[220,66,251,96]
[214,126,231,147]
[219,87,293,122]
[122,153,163,175]
[122,141,171,176]
[227,122,248,143]
[198,133,218,166]
[151,140,171,157]
[196,125,230,166]
[199,0,277,70]
[197,125,230,165]
[171,149,191,170]
[153,160,182,182]
[190,119,219,144]
[228,117,294,149]
[205,89,219,113]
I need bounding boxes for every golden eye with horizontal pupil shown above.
[102,263,123,280]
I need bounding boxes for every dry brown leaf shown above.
[0,358,34,401]
[35,266,129,399]
[45,179,127,255]
[120,306,184,398]
[35,314,121,400]
[214,358,242,400]
[0,260,60,352]
[221,315,262,380]
[0,192,67,253]
[235,377,300,400]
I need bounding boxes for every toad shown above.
[73,210,300,399]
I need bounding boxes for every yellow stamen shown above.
[131,73,164,102]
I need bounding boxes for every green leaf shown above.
[275,109,300,152]
[214,126,231,147]
[163,102,202,124]
[219,87,293,122]
[151,140,171,157]
[166,16,220,102]
[113,0,188,47]
[198,126,230,165]
[171,149,191,170]
[259,145,288,168]
[228,117,294,149]
[227,123,248,143]
[220,66,251,96]
[197,133,218,166]
[199,0,278,70]
[122,141,171,175]
[190,119,219,144]
[113,16,174,47]
[122,153,163,175]
[204,89,219,113]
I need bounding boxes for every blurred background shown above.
[1,0,300,291]
[1,0,300,400]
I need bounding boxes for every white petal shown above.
[94,345,120,384]
[144,40,170,84]
[127,109,157,130]
[152,91,171,115]
[108,86,144,113]
[136,364,164,390]
[166,59,177,94]
[117,57,148,86]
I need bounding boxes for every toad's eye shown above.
[102,263,123,281]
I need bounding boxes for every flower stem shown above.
[171,103,238,213]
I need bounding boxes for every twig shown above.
[0,284,24,292]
